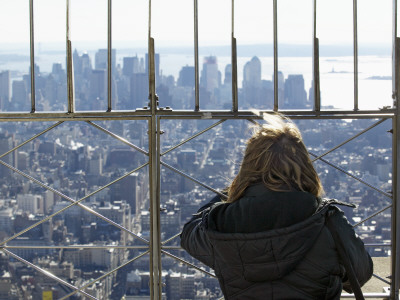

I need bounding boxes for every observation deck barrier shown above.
[0,0,399,299]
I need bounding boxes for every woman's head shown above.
[226,114,323,202]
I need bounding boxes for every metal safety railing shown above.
[0,0,399,299]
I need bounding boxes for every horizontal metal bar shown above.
[60,250,149,300]
[0,108,395,121]
[2,248,97,300]
[4,245,150,249]
[161,161,227,199]
[309,152,393,199]
[161,250,216,278]
[161,119,226,156]
[341,292,390,298]
[311,118,387,162]
[87,121,149,156]
[365,243,392,247]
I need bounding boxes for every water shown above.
[0,49,393,110]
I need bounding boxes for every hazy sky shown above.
[0,0,393,48]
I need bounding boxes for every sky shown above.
[0,0,394,49]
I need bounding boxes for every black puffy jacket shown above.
[180,184,373,299]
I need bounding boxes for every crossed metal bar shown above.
[158,116,394,290]
[0,121,152,297]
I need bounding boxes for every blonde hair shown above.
[226,114,323,202]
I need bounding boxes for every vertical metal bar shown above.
[393,0,398,108]
[149,37,161,299]
[353,0,359,111]
[393,109,400,300]
[29,0,36,113]
[194,0,200,111]
[66,0,75,113]
[107,0,112,112]
[393,0,400,298]
[313,0,320,112]
[273,0,278,111]
[231,0,238,112]
[148,0,161,297]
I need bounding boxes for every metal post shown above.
[313,0,320,112]
[392,0,400,296]
[353,0,359,111]
[232,0,238,112]
[29,0,36,113]
[148,0,161,293]
[66,0,75,113]
[194,0,200,111]
[107,0,112,112]
[273,0,278,111]
[393,85,400,300]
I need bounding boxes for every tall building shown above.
[95,49,116,71]
[177,65,195,88]
[130,73,149,109]
[200,56,220,93]
[0,133,14,176]
[0,71,10,111]
[242,57,264,108]
[224,64,232,85]
[16,194,44,214]
[242,56,261,89]
[12,80,28,111]
[284,74,308,108]
[123,56,140,77]
[90,69,107,102]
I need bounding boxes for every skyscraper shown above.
[131,73,149,109]
[177,65,195,88]
[123,56,140,77]
[242,56,261,89]
[95,49,116,71]
[0,71,10,111]
[11,80,28,111]
[284,74,308,108]
[200,56,220,93]
[90,69,107,108]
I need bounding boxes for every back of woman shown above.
[180,114,373,299]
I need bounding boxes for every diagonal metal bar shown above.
[312,118,386,162]
[0,160,149,246]
[162,232,181,245]
[87,121,149,155]
[2,248,97,300]
[161,119,226,156]
[0,121,64,160]
[60,250,150,300]
[161,161,227,199]
[309,152,392,198]
[352,204,392,228]
[372,273,392,286]
[161,249,216,278]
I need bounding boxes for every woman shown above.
[180,114,373,299]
